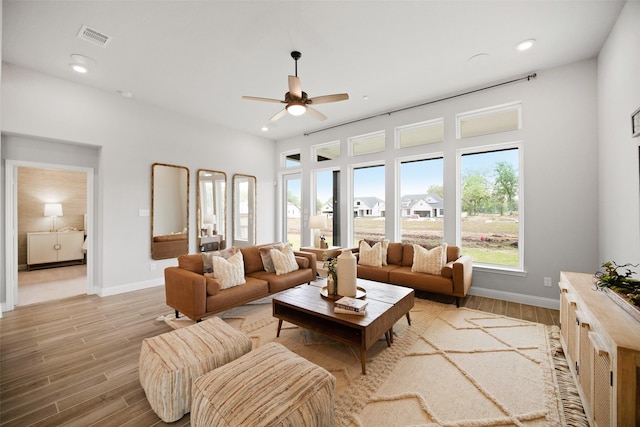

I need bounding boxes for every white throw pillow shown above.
[358,241,382,267]
[259,243,285,273]
[411,244,445,275]
[270,246,299,275]
[201,247,238,273]
[380,239,390,266]
[212,251,246,289]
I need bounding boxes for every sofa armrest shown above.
[294,250,317,277]
[451,255,473,298]
[164,267,207,321]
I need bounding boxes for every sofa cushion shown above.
[446,245,460,263]
[205,277,269,313]
[411,244,446,275]
[358,241,383,267]
[270,246,299,275]
[212,251,246,289]
[240,245,266,274]
[389,266,454,294]
[201,247,238,273]
[441,262,454,279]
[258,243,286,273]
[178,254,204,275]
[295,256,310,269]
[248,269,314,294]
[387,243,403,266]
[357,264,399,283]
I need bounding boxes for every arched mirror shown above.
[232,174,256,247]
[197,169,227,251]
[151,163,189,259]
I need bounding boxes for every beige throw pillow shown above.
[201,247,238,273]
[358,241,382,267]
[270,246,299,275]
[212,250,246,289]
[411,244,445,275]
[259,243,285,273]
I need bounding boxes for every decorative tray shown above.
[320,286,367,300]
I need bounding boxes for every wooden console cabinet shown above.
[559,271,640,426]
[27,231,84,269]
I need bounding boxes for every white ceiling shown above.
[2,1,625,141]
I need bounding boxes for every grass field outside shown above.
[286,214,519,266]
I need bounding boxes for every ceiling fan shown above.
[242,51,349,122]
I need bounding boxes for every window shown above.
[315,170,336,246]
[313,141,341,162]
[458,144,522,269]
[457,102,521,139]
[396,119,444,148]
[352,164,385,246]
[399,156,444,246]
[349,131,385,156]
[284,174,301,248]
[284,151,301,167]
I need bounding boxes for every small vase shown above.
[327,275,336,296]
[337,250,357,297]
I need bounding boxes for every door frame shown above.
[4,160,95,312]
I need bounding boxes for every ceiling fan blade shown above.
[305,106,328,121]
[269,108,289,122]
[242,95,285,104]
[308,93,349,105]
[288,76,302,99]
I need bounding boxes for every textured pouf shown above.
[139,317,252,422]
[191,342,336,427]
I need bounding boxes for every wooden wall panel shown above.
[17,167,87,267]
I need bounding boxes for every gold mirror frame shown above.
[232,174,256,247]
[151,163,189,259]
[197,169,227,250]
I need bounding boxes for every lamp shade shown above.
[44,203,63,217]
[308,214,327,229]
[203,214,216,225]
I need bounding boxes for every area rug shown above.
[160,295,569,426]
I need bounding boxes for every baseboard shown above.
[96,278,164,297]
[468,287,560,310]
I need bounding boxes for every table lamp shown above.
[308,215,327,248]
[44,203,63,232]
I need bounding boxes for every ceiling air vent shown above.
[77,25,111,48]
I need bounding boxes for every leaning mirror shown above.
[151,163,189,259]
[232,174,256,247]
[197,169,227,251]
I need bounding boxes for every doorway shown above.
[5,160,94,310]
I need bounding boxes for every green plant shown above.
[595,261,640,307]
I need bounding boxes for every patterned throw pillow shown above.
[363,239,389,265]
[411,244,445,275]
[269,246,299,275]
[358,241,382,267]
[259,243,285,273]
[211,251,246,289]
[201,247,238,273]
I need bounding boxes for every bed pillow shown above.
[211,251,246,289]
[259,243,286,273]
[358,241,383,267]
[201,247,238,273]
[270,246,299,275]
[411,244,445,275]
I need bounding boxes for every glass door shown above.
[283,173,301,248]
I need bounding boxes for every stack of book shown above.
[334,296,368,316]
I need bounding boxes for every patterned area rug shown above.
[161,294,570,426]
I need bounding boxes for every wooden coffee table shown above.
[272,279,414,374]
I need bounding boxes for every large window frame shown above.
[349,161,386,246]
[456,141,524,272]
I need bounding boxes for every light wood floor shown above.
[0,285,559,426]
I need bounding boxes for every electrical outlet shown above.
[544,277,552,287]
[150,263,156,271]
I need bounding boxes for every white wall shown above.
[276,59,601,308]
[1,63,277,303]
[597,1,640,274]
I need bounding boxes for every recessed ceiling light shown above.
[363,95,369,100]
[70,63,89,73]
[117,90,133,99]
[516,39,536,51]
[261,125,269,132]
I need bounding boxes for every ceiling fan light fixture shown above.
[286,103,307,116]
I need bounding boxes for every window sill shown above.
[473,264,527,277]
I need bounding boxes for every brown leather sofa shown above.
[165,243,317,321]
[353,242,473,307]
